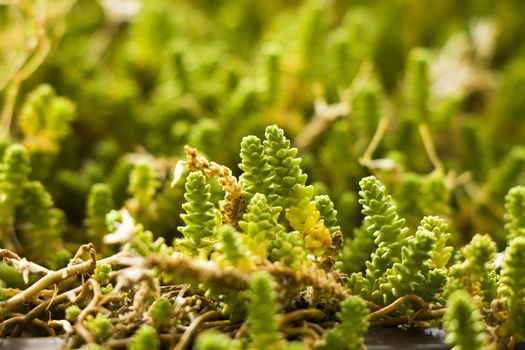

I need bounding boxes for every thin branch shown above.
[359,117,389,172]
[73,278,103,344]
[280,309,325,326]
[4,286,82,336]
[0,246,96,313]
[370,308,446,327]
[172,310,221,350]
[418,122,444,174]
[368,295,428,320]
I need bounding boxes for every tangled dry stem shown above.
[0,244,447,349]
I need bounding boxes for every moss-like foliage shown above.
[177,171,217,256]
[18,181,64,263]
[498,237,525,343]
[450,234,497,304]
[85,183,114,242]
[194,331,242,350]
[129,325,160,350]
[488,146,525,201]
[314,194,341,233]
[420,216,452,269]
[148,297,172,328]
[84,313,112,342]
[18,84,76,155]
[65,305,81,322]
[247,272,284,350]
[239,193,283,259]
[269,231,307,268]
[93,263,111,286]
[443,290,488,350]
[128,161,160,207]
[405,48,430,123]
[504,186,525,241]
[286,186,331,256]
[263,125,307,208]
[322,295,369,350]
[239,135,272,201]
[340,226,375,275]
[6,1,525,348]
[216,224,250,268]
[381,227,435,304]
[356,176,408,297]
[0,144,31,232]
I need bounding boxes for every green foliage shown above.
[314,195,340,233]
[461,120,492,182]
[285,186,331,256]
[504,186,525,241]
[420,216,452,269]
[129,325,160,350]
[443,290,489,350]
[449,234,497,306]
[47,248,72,270]
[216,224,248,267]
[194,331,242,350]
[405,48,431,123]
[177,171,217,256]
[0,144,30,231]
[381,227,436,304]
[263,125,307,208]
[93,263,111,286]
[488,146,525,201]
[269,231,306,268]
[239,135,271,201]
[148,297,172,328]
[352,83,381,145]
[356,176,408,296]
[84,313,112,341]
[247,272,284,350]
[128,161,160,207]
[18,84,76,154]
[239,193,283,259]
[394,173,450,228]
[452,234,496,284]
[6,2,525,348]
[18,181,64,263]
[65,305,82,322]
[323,296,369,350]
[85,183,114,242]
[340,227,375,274]
[498,237,525,342]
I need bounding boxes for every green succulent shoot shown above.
[247,272,285,350]
[177,171,217,257]
[443,290,489,350]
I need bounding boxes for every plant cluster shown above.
[2,1,525,349]
[0,125,524,350]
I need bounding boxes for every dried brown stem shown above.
[280,308,326,326]
[359,117,389,172]
[73,278,103,344]
[172,310,221,350]
[418,123,444,174]
[0,245,96,313]
[368,295,428,319]
[282,325,320,339]
[7,286,83,336]
[147,254,250,292]
[370,308,446,327]
[263,263,348,305]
